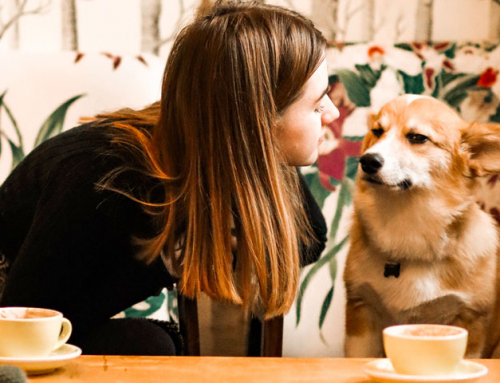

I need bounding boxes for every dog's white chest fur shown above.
[371,261,455,311]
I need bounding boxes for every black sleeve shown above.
[297,168,328,266]
[0,149,174,345]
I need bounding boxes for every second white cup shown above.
[383,324,468,376]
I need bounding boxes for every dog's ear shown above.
[461,122,500,176]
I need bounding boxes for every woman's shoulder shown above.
[30,120,149,171]
[34,121,118,156]
[2,120,153,200]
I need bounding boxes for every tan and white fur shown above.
[343,95,500,358]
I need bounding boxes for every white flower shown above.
[453,45,488,73]
[370,68,403,111]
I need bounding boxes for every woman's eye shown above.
[315,105,325,114]
[406,133,429,144]
[371,128,384,138]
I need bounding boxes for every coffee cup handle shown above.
[52,318,72,351]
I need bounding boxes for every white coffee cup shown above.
[0,307,72,358]
[383,324,468,376]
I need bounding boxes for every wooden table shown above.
[29,356,498,382]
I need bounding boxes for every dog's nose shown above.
[360,153,384,174]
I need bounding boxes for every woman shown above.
[0,1,338,355]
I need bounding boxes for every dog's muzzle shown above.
[360,153,413,190]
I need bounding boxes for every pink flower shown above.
[317,94,362,191]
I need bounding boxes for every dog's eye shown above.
[406,133,429,144]
[371,128,384,138]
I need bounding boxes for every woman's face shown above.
[276,59,339,166]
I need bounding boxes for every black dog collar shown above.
[384,262,401,278]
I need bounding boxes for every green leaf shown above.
[489,105,500,123]
[344,156,359,182]
[317,251,338,332]
[442,42,456,59]
[328,182,350,243]
[0,92,25,164]
[123,292,166,318]
[354,64,385,89]
[295,181,352,326]
[328,256,337,283]
[167,288,179,322]
[303,170,331,210]
[335,69,371,107]
[2,135,25,170]
[319,287,334,330]
[431,74,440,98]
[296,235,349,326]
[2,102,23,152]
[440,74,480,108]
[440,71,466,88]
[329,176,341,187]
[34,94,85,147]
[329,74,340,85]
[484,43,496,53]
[343,135,365,142]
[393,43,413,52]
[398,70,424,95]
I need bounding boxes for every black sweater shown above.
[0,123,327,344]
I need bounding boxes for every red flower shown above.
[74,52,85,63]
[425,67,435,89]
[368,45,385,58]
[317,103,362,191]
[478,67,498,88]
[442,59,454,71]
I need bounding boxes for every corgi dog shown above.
[343,95,500,358]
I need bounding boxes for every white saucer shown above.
[0,344,82,375]
[363,359,488,383]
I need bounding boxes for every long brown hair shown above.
[98,1,326,317]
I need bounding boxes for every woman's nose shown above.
[322,97,340,125]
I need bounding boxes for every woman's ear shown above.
[462,122,500,176]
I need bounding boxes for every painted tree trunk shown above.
[0,0,25,43]
[312,0,339,41]
[61,0,78,51]
[415,0,433,42]
[365,0,375,41]
[141,0,162,55]
[490,0,500,43]
[8,0,20,49]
